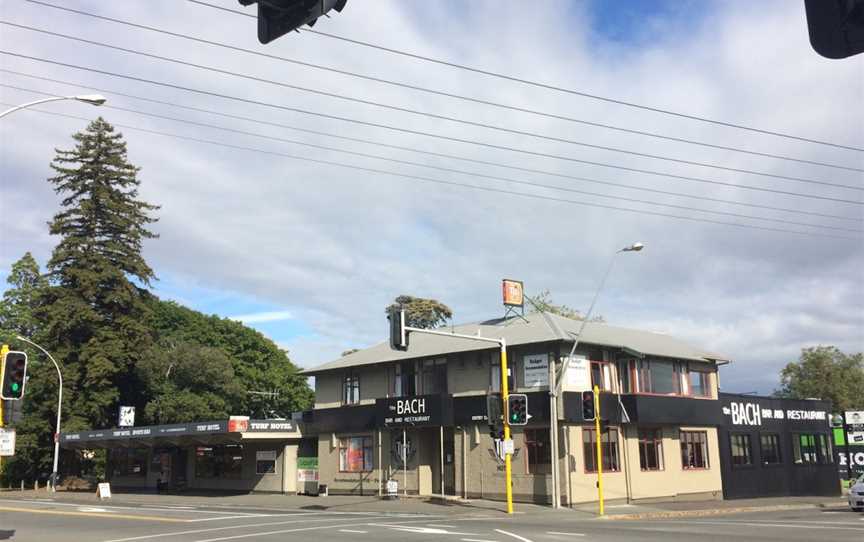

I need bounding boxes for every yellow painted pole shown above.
[500,341,513,514]
[594,384,604,516]
[0,344,9,475]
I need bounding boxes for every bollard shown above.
[20,480,24,491]
[34,480,38,491]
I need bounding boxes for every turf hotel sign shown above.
[376,394,449,427]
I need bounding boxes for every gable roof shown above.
[302,312,729,375]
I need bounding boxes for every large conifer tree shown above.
[40,117,159,428]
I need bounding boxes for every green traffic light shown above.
[11,382,20,392]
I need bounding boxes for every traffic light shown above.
[581,390,595,421]
[239,0,349,44]
[1,351,28,400]
[506,393,528,426]
[804,0,864,59]
[388,307,408,351]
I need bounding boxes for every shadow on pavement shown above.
[0,530,14,540]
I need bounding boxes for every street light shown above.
[0,94,107,119]
[548,242,644,510]
[15,336,64,492]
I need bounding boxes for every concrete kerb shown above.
[598,502,848,521]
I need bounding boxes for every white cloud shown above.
[1,0,862,393]
[229,310,293,324]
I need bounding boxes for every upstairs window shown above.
[421,358,447,394]
[392,361,416,397]
[590,361,614,392]
[342,372,360,405]
[687,368,711,397]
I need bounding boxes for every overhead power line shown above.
[18,0,864,174]
[2,69,860,225]
[5,83,858,235]
[187,0,864,153]
[1,51,861,208]
[3,102,858,242]
[2,21,860,194]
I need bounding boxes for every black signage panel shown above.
[718,393,831,429]
[376,394,452,427]
[61,420,230,444]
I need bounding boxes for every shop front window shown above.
[525,428,551,474]
[583,427,620,472]
[730,433,753,466]
[638,429,664,471]
[792,433,832,465]
[111,448,148,478]
[339,436,373,472]
[760,433,782,465]
[195,444,243,479]
[680,431,710,469]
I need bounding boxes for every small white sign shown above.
[0,428,16,457]
[386,479,398,497]
[523,354,549,387]
[846,410,864,427]
[118,406,135,427]
[96,482,112,499]
[256,450,278,461]
[564,355,591,390]
[503,438,515,455]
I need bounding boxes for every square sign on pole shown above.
[0,427,16,456]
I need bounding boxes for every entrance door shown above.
[172,448,187,488]
[443,429,456,495]
[157,452,172,490]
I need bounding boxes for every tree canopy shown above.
[776,346,864,411]
[386,295,453,329]
[526,289,605,322]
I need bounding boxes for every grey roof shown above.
[302,313,729,375]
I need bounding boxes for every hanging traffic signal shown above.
[506,393,528,426]
[581,390,595,421]
[388,307,408,351]
[804,0,864,59]
[239,0,349,44]
[1,351,28,400]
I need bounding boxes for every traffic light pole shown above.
[16,336,63,491]
[401,325,514,514]
[0,345,7,475]
[594,384,604,516]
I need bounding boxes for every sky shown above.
[1,0,862,395]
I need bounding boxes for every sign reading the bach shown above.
[376,394,446,427]
[721,397,828,427]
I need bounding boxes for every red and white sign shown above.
[502,279,524,307]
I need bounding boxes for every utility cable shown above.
[18,0,864,174]
[5,83,857,234]
[3,102,858,242]
[1,50,861,207]
[187,0,864,153]
[4,68,858,224]
[1,21,860,194]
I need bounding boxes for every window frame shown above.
[637,428,664,471]
[760,433,782,466]
[583,426,621,473]
[729,433,753,468]
[194,444,244,480]
[342,371,360,405]
[680,430,710,470]
[338,435,374,473]
[524,428,552,475]
[792,432,833,465]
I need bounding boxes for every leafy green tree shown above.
[146,300,312,420]
[138,341,243,423]
[0,252,47,339]
[39,117,159,428]
[776,346,864,411]
[386,295,453,329]
[526,289,605,322]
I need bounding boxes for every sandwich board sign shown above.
[96,482,112,499]
[0,428,15,456]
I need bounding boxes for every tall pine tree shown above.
[40,117,159,429]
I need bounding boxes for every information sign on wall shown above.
[523,353,549,387]
[564,355,590,391]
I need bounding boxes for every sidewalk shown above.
[0,488,848,520]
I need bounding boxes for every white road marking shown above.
[103,515,398,542]
[339,530,368,533]
[187,515,277,523]
[666,520,864,532]
[461,539,499,542]
[385,525,475,535]
[79,507,111,513]
[494,529,534,542]
[0,499,264,516]
[428,524,457,528]
[546,533,585,537]
[192,517,451,542]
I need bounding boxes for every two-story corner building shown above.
[301,312,731,505]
